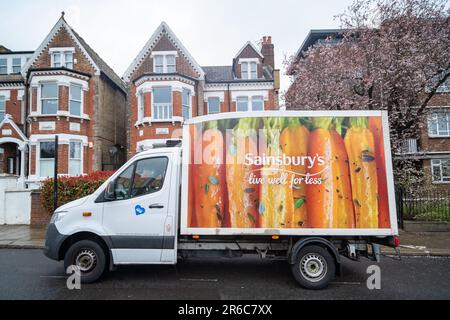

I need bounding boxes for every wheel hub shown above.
[300,253,327,282]
[75,249,97,272]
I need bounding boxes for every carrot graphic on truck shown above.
[226,118,260,228]
[306,117,355,228]
[258,117,295,228]
[280,117,310,228]
[368,117,390,228]
[192,121,226,228]
[344,117,379,228]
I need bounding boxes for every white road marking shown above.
[180,278,218,282]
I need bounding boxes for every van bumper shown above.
[43,223,67,261]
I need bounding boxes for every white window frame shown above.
[431,158,450,183]
[182,88,191,119]
[40,82,59,115]
[69,83,83,116]
[137,91,144,121]
[0,58,7,74]
[251,95,264,111]
[12,58,22,73]
[0,96,5,122]
[38,140,56,178]
[50,47,75,69]
[207,97,221,114]
[235,95,265,112]
[428,110,450,137]
[69,140,83,176]
[152,86,173,120]
[152,51,178,74]
[236,96,249,112]
[239,58,259,80]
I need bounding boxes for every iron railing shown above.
[397,188,450,224]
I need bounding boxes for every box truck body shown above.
[44,111,399,289]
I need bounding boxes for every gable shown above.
[123,22,205,82]
[237,44,263,59]
[31,27,96,75]
[0,115,27,141]
[132,34,199,80]
[234,41,264,60]
[21,17,100,78]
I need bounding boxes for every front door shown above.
[102,154,172,264]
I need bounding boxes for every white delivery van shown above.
[44,111,399,289]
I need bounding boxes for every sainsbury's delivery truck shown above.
[44,111,399,289]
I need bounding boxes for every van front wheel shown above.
[64,240,107,284]
[291,245,335,290]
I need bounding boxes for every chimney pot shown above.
[267,36,272,44]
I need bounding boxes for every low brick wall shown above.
[404,221,450,232]
[30,191,51,225]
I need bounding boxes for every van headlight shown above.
[50,211,68,224]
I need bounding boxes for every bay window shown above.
[137,91,144,121]
[41,83,58,114]
[69,84,82,116]
[428,110,450,137]
[152,86,172,120]
[431,158,450,183]
[0,96,5,122]
[39,141,55,178]
[182,88,190,119]
[69,141,82,176]
[207,97,220,114]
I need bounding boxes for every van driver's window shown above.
[131,157,168,197]
[115,164,134,200]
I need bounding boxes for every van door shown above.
[102,154,173,264]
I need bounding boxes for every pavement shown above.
[0,249,449,299]
[1,224,450,256]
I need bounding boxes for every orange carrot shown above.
[306,118,355,228]
[368,117,390,228]
[259,118,295,228]
[226,118,260,228]
[280,118,310,228]
[344,117,378,228]
[192,121,226,228]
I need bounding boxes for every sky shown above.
[0,0,354,94]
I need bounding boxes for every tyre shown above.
[64,239,107,284]
[291,245,336,290]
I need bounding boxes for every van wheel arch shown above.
[58,232,111,262]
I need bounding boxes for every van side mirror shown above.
[104,180,116,201]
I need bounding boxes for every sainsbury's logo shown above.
[244,153,325,169]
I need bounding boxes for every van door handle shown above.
[149,204,164,209]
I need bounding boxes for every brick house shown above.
[286,29,450,191]
[123,22,279,156]
[0,14,127,188]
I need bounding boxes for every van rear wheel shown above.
[64,240,107,284]
[291,245,335,290]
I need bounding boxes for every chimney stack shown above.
[261,35,274,70]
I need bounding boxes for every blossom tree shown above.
[285,0,450,188]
